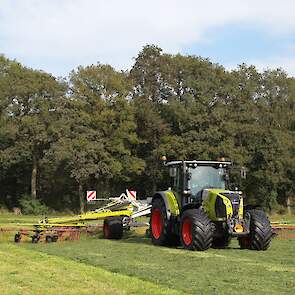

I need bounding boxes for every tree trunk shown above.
[79,183,84,214]
[31,153,37,199]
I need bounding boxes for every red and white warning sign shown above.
[86,190,97,202]
[126,189,137,201]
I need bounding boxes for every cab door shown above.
[169,165,184,208]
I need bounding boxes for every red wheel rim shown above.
[182,218,192,246]
[103,222,109,238]
[151,208,163,239]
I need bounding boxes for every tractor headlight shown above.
[234,224,244,233]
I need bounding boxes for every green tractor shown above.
[150,159,272,251]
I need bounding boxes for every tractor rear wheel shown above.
[103,218,123,239]
[180,208,213,251]
[239,209,272,250]
[212,223,231,248]
[150,198,179,246]
[212,234,231,248]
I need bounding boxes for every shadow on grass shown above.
[120,230,244,251]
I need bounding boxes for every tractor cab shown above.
[167,160,232,208]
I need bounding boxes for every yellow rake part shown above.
[13,208,133,243]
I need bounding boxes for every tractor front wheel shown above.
[239,209,272,250]
[103,218,123,239]
[180,208,213,251]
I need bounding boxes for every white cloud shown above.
[249,57,295,77]
[1,0,295,76]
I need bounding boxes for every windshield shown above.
[188,166,226,196]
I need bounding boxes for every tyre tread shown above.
[180,208,213,251]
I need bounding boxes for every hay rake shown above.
[13,192,151,243]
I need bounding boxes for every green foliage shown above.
[19,195,48,215]
[0,46,294,212]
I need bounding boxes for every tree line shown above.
[0,45,294,214]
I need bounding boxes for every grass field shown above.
[270,214,295,224]
[1,214,295,295]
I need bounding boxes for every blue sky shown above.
[184,25,295,67]
[1,0,295,77]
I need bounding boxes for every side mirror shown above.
[169,167,177,178]
[240,167,247,179]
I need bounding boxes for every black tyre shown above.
[46,235,58,243]
[212,223,231,248]
[103,218,123,239]
[180,208,213,251]
[150,198,179,246]
[46,236,53,243]
[239,209,272,250]
[32,235,40,243]
[212,234,231,248]
[14,233,21,243]
[52,235,58,242]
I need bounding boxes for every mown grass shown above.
[0,214,41,226]
[0,212,81,226]
[0,243,184,295]
[1,213,295,294]
[25,233,294,295]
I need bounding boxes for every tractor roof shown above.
[166,160,232,167]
